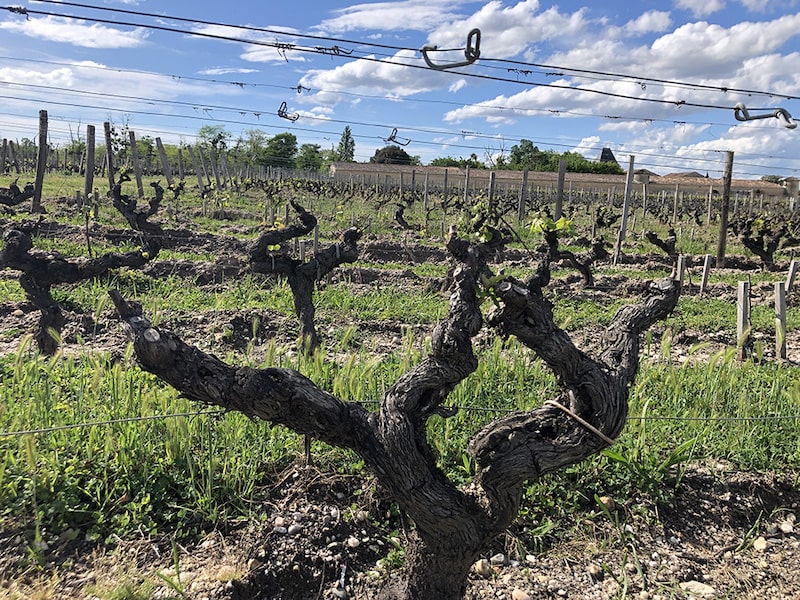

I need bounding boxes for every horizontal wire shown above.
[26,0,796,102]
[2,404,795,439]
[0,54,765,131]
[3,93,797,177]
[0,5,754,113]
[0,408,227,437]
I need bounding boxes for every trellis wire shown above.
[1,404,798,439]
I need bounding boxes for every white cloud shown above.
[623,11,673,36]
[298,50,450,104]
[656,120,797,174]
[297,0,594,109]
[598,121,650,133]
[646,14,800,78]
[199,67,259,76]
[675,0,726,18]
[425,0,590,59]
[738,0,777,11]
[317,0,465,33]
[572,135,601,158]
[0,16,148,48]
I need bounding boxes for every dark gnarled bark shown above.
[109,172,165,239]
[645,228,678,259]
[110,231,679,600]
[542,230,608,288]
[0,180,35,208]
[249,201,360,351]
[1,226,155,354]
[729,216,796,271]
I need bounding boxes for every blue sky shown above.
[1,0,799,178]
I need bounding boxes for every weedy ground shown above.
[0,172,798,599]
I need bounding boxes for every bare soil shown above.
[1,463,798,599]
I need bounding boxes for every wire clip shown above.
[734,102,796,130]
[420,28,481,71]
[277,101,300,122]
[384,127,411,146]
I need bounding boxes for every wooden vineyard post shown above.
[7,140,21,173]
[177,148,184,180]
[84,125,95,210]
[716,151,734,268]
[422,171,429,212]
[208,149,222,190]
[186,145,206,191]
[517,169,528,222]
[0,139,7,174]
[675,255,688,291]
[462,166,470,208]
[128,130,145,198]
[32,109,48,213]
[699,254,712,295]
[103,121,116,190]
[423,171,429,232]
[775,282,787,360]
[786,259,799,291]
[219,151,231,187]
[640,182,649,233]
[554,159,566,220]
[613,155,635,265]
[737,280,751,361]
[672,184,680,224]
[156,137,174,187]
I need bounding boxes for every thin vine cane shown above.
[544,391,616,446]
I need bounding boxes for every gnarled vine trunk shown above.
[110,230,679,599]
[249,200,360,351]
[0,226,156,354]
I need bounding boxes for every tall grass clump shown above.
[0,343,300,550]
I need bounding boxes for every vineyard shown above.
[1,133,799,599]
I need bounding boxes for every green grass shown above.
[2,168,800,572]
[1,335,797,556]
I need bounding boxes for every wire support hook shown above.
[734,102,797,129]
[277,101,300,122]
[420,28,481,71]
[384,127,411,146]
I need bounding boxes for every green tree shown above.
[232,129,271,166]
[429,154,485,169]
[296,143,324,171]
[197,125,231,150]
[262,132,298,168]
[336,126,355,162]
[370,145,412,165]
[502,139,624,175]
[135,136,156,172]
[507,139,549,171]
